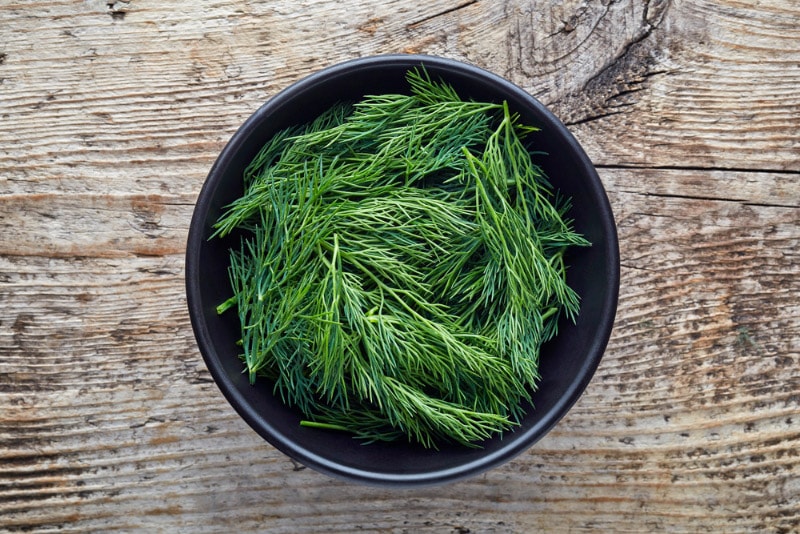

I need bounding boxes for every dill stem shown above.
[540,307,558,322]
[299,420,351,432]
[216,295,237,315]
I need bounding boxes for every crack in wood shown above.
[579,25,670,95]
[596,163,800,177]
[554,0,675,126]
[627,190,744,204]
[129,416,166,429]
[106,0,129,20]
[615,187,798,210]
[289,458,307,472]
[564,110,625,126]
[741,200,799,210]
[602,164,799,208]
[406,0,479,29]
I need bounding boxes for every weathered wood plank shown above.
[1,167,797,531]
[2,0,797,194]
[1,0,799,532]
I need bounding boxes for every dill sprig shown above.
[212,69,590,448]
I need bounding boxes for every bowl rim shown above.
[186,53,620,487]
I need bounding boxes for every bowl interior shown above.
[186,55,619,487]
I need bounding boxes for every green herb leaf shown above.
[213,68,590,448]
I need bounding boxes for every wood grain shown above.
[1,0,798,532]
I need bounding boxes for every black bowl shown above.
[186,54,619,487]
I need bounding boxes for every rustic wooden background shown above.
[1,0,798,531]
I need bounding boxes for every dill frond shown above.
[212,68,590,448]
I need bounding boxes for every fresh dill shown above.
[212,69,590,448]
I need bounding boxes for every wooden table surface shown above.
[2,0,798,531]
